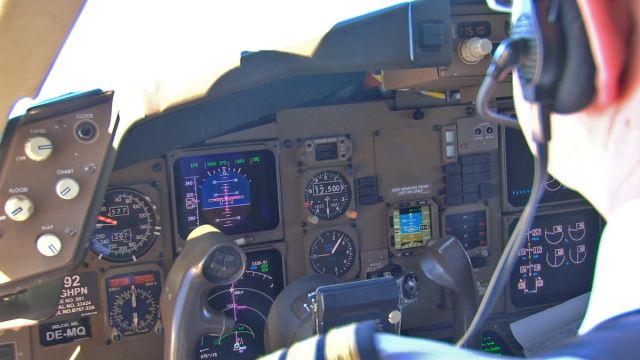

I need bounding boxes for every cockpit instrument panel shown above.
[105,269,162,341]
[198,248,285,359]
[503,128,583,209]
[91,188,159,262]
[173,149,279,237]
[508,207,602,309]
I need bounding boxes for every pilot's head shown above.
[513,0,640,219]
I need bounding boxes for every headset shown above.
[460,0,596,346]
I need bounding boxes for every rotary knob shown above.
[56,178,80,200]
[5,195,34,221]
[459,37,493,64]
[36,233,62,257]
[24,136,54,161]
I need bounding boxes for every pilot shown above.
[263,0,640,358]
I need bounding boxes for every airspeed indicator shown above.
[91,189,159,262]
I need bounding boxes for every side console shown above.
[0,90,118,296]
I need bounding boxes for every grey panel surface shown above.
[457,116,498,154]
[374,126,441,204]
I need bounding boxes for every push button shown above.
[419,22,444,49]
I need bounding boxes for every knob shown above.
[36,233,62,257]
[459,37,492,64]
[5,195,34,221]
[24,136,53,161]
[56,178,80,200]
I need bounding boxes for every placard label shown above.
[53,272,100,321]
[39,317,91,347]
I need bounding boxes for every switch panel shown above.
[0,90,118,295]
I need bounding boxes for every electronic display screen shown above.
[481,330,514,356]
[509,208,602,308]
[504,128,583,208]
[174,149,279,237]
[315,142,338,161]
[198,249,285,359]
[393,205,432,249]
[0,344,15,360]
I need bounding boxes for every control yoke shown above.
[161,226,246,360]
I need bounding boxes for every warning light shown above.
[346,210,358,220]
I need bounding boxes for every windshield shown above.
[11,0,405,122]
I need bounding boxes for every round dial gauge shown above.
[110,286,159,336]
[304,170,351,220]
[91,189,159,262]
[106,271,161,339]
[309,230,356,278]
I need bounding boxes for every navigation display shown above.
[509,208,602,308]
[198,249,285,359]
[392,205,432,249]
[504,128,583,208]
[174,149,279,237]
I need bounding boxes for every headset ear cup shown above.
[553,0,596,114]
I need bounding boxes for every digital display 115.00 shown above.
[174,149,279,237]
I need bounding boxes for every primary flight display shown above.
[173,149,280,237]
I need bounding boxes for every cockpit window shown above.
[11,0,405,120]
